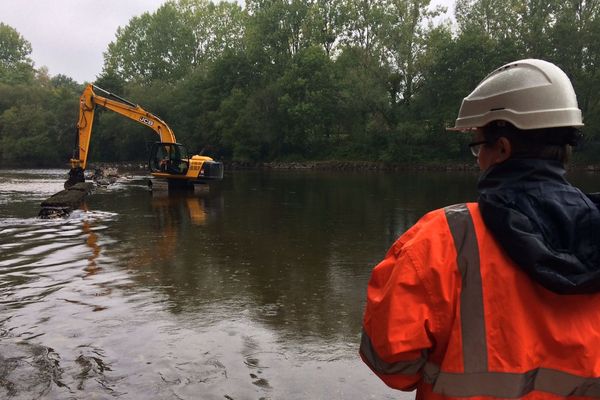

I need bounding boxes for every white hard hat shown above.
[449,59,583,131]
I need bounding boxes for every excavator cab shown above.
[148,141,223,189]
[149,142,189,175]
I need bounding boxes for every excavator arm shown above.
[71,84,176,171]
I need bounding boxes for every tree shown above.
[380,0,446,106]
[0,83,79,166]
[102,3,196,84]
[333,46,391,158]
[0,23,35,84]
[50,74,81,91]
[304,0,345,56]
[5,0,600,166]
[174,0,247,65]
[102,0,246,84]
[276,46,339,157]
[338,0,386,58]
[172,49,259,158]
[244,0,310,72]
[517,0,560,57]
[455,0,521,39]
[550,0,600,148]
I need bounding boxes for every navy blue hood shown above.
[477,159,600,294]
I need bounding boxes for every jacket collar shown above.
[477,158,569,193]
[477,158,600,295]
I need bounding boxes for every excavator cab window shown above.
[149,143,189,175]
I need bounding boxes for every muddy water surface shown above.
[1,168,597,399]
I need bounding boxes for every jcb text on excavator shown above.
[66,84,223,189]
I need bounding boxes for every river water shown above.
[1,168,597,400]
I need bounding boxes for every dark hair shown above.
[482,121,582,165]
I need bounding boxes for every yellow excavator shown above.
[66,84,223,189]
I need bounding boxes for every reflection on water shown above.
[1,168,598,399]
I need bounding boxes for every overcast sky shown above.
[0,0,454,84]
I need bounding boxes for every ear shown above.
[495,137,512,163]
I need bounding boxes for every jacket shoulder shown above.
[392,203,477,256]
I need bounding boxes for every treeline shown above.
[1,0,600,167]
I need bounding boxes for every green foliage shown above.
[3,1,600,167]
[102,4,196,84]
[334,46,391,145]
[276,46,339,157]
[0,23,35,84]
[0,82,79,166]
[102,0,246,84]
[175,0,247,64]
[549,1,600,142]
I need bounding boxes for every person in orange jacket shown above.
[360,58,600,399]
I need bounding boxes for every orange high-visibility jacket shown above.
[360,202,600,399]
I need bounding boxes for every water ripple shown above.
[0,212,119,314]
[0,169,416,399]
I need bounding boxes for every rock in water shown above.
[39,182,95,218]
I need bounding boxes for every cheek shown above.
[477,151,491,171]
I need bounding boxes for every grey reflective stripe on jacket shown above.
[360,330,427,375]
[444,204,487,374]
[361,203,600,397]
[424,362,600,397]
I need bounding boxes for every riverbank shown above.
[84,159,600,174]
[236,160,480,171]
[4,159,600,174]
[85,160,480,173]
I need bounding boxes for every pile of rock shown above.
[91,167,119,186]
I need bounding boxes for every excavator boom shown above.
[71,84,176,170]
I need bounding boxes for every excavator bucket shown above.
[65,167,85,189]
